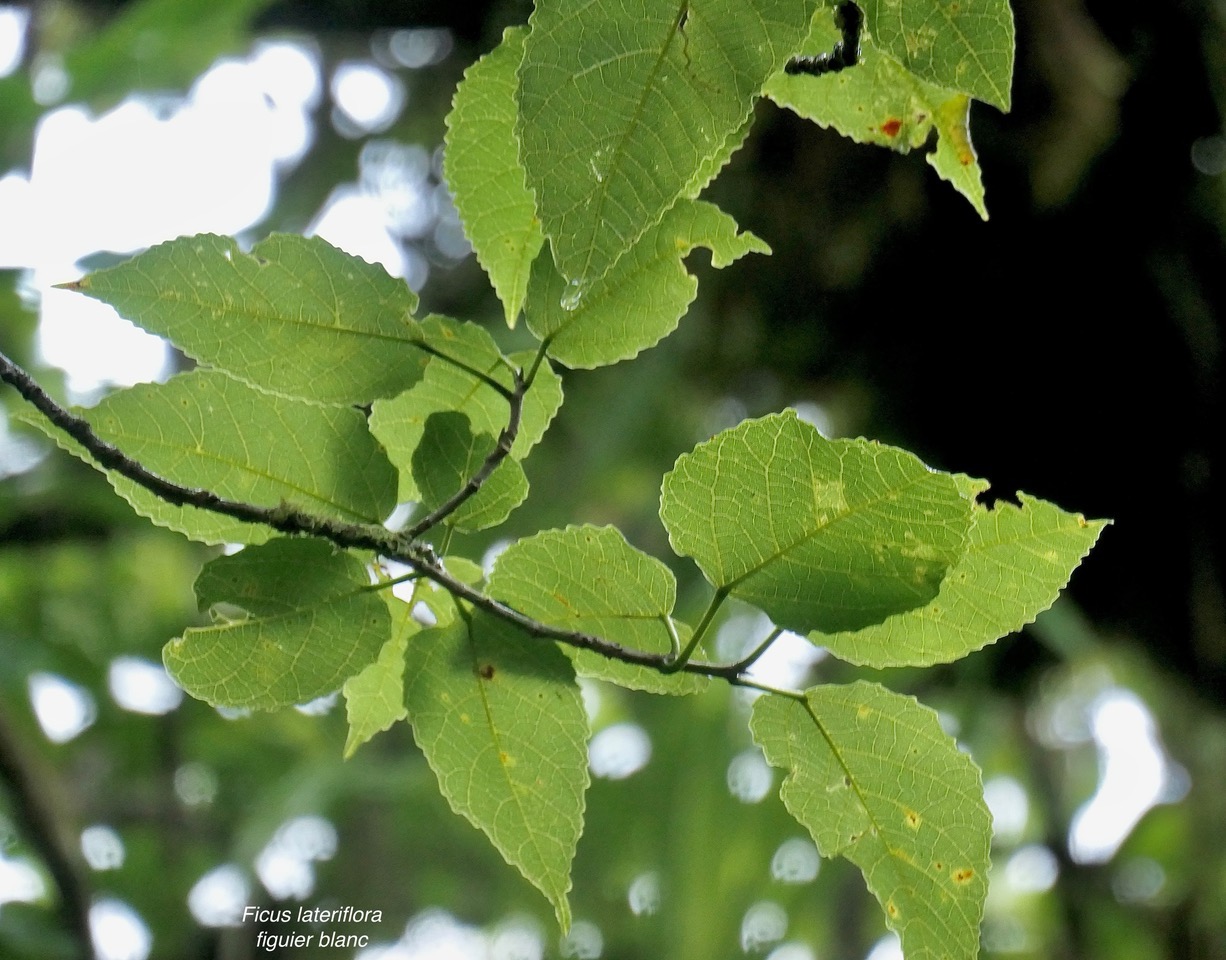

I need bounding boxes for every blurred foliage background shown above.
[1,0,1225,958]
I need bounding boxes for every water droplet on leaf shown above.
[560,279,585,311]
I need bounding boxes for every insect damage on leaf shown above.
[786,1,864,77]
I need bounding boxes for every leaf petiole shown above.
[726,625,784,676]
[364,570,423,594]
[522,339,551,391]
[662,586,729,672]
[661,614,682,661]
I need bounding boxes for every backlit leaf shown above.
[765,13,986,217]
[405,609,588,928]
[817,485,1109,666]
[370,317,562,502]
[60,233,426,404]
[343,597,418,758]
[445,27,544,327]
[29,369,397,545]
[488,525,707,694]
[863,0,1014,111]
[165,538,390,709]
[524,200,769,368]
[660,410,971,633]
[752,681,990,960]
[518,0,816,285]
[411,411,529,531]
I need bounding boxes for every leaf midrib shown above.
[109,425,380,522]
[465,620,568,912]
[570,2,688,282]
[723,467,948,591]
[89,282,421,349]
[798,692,981,949]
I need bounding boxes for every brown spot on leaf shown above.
[953,867,975,883]
[881,118,902,137]
[478,664,495,680]
[904,809,921,829]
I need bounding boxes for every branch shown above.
[0,351,784,690]
[403,366,525,539]
[0,349,425,553]
[0,704,95,958]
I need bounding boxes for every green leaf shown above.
[404,609,588,928]
[370,317,562,502]
[59,233,426,405]
[165,539,390,709]
[28,370,397,545]
[685,107,756,201]
[525,200,769,368]
[752,681,990,960]
[441,555,486,586]
[518,0,816,285]
[343,598,418,758]
[818,487,1108,666]
[660,410,971,633]
[445,27,544,327]
[924,96,986,217]
[765,13,987,218]
[488,525,707,695]
[411,412,529,531]
[863,0,1015,111]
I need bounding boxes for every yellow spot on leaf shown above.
[953,867,975,884]
[904,809,921,830]
[888,846,915,866]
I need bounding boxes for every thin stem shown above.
[522,339,551,390]
[660,615,681,661]
[364,570,422,594]
[725,625,784,676]
[402,368,525,539]
[437,526,456,557]
[662,586,729,673]
[728,675,807,701]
